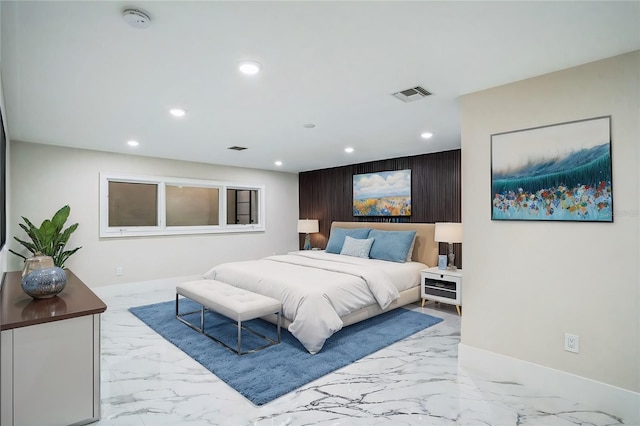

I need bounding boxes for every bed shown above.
[203,221,438,353]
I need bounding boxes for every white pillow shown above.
[406,235,416,261]
[340,236,374,258]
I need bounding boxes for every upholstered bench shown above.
[176,280,281,355]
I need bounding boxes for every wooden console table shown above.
[1,270,107,426]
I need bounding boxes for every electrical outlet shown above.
[564,333,579,353]
[116,266,123,276]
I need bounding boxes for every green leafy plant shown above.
[9,205,82,268]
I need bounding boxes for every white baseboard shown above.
[458,343,640,425]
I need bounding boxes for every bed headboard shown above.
[330,221,439,267]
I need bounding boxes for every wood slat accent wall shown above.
[299,149,462,268]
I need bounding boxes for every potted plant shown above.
[10,205,82,268]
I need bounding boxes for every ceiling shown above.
[1,1,638,174]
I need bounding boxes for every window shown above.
[100,173,265,237]
[166,186,219,226]
[226,189,259,225]
[0,109,6,249]
[108,181,158,227]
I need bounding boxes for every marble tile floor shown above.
[93,278,624,426]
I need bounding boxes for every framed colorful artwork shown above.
[491,116,612,222]
[353,169,411,217]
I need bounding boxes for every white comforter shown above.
[203,251,426,354]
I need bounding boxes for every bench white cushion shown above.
[176,279,281,322]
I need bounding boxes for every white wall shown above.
[9,141,299,287]
[460,50,639,396]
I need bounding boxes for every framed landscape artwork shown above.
[491,115,612,222]
[353,169,411,216]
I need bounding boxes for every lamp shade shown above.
[434,222,462,243]
[297,219,319,234]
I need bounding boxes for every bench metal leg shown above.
[176,291,282,355]
[201,305,205,330]
[176,293,208,335]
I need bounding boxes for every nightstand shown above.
[420,267,462,315]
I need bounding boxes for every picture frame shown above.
[491,116,612,222]
[437,255,447,270]
[353,169,411,217]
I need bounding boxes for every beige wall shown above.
[9,141,300,287]
[461,51,639,392]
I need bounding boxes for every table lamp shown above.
[434,222,462,270]
[297,219,319,250]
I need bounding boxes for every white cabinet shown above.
[2,316,100,425]
[1,330,12,425]
[420,267,462,315]
[0,271,106,426]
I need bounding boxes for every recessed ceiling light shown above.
[169,108,186,117]
[238,61,261,75]
[274,161,283,166]
[127,140,139,147]
[421,132,434,139]
[345,147,354,153]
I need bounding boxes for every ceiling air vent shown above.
[227,146,248,151]
[391,86,432,103]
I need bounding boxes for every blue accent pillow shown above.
[368,229,417,263]
[325,227,371,254]
[340,236,374,258]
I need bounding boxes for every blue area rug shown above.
[129,299,442,405]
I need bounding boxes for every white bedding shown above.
[203,250,427,354]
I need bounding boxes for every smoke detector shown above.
[391,86,432,103]
[122,8,151,29]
